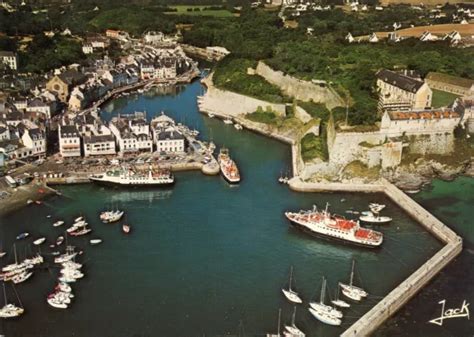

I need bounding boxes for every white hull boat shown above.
[282,267,302,304]
[33,237,46,246]
[90,239,102,245]
[308,307,341,326]
[53,221,65,227]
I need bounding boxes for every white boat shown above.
[309,277,343,319]
[47,297,68,309]
[53,221,65,227]
[90,239,102,245]
[281,266,302,304]
[308,307,341,326]
[62,261,82,270]
[218,148,241,184]
[359,203,392,224]
[56,236,65,246]
[55,283,71,293]
[122,224,131,234]
[69,227,92,236]
[74,216,83,223]
[284,307,305,337]
[54,247,77,264]
[208,113,215,118]
[33,237,46,246]
[0,252,5,258]
[12,271,33,284]
[340,260,368,301]
[23,254,43,266]
[2,244,23,272]
[89,167,174,187]
[331,284,350,308]
[0,284,24,318]
[223,118,233,125]
[100,210,124,223]
[234,123,243,130]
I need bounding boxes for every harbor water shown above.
[0,79,466,337]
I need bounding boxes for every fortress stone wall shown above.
[254,62,345,110]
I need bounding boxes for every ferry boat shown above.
[89,167,174,187]
[284,204,383,248]
[217,148,240,184]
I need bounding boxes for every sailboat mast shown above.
[277,308,281,336]
[350,260,355,286]
[13,243,17,264]
[320,277,326,304]
[291,306,296,326]
[289,266,293,291]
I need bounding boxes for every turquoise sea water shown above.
[0,79,463,337]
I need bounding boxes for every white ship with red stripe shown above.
[284,204,383,248]
[218,148,240,184]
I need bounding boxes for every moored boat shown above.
[122,224,131,234]
[284,307,305,337]
[89,167,174,187]
[33,237,46,246]
[285,204,383,248]
[15,233,29,240]
[217,148,240,184]
[53,220,65,227]
[359,203,392,224]
[309,277,343,320]
[90,239,102,245]
[281,266,302,304]
[340,260,368,301]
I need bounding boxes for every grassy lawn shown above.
[431,89,460,108]
[165,6,233,17]
[246,110,278,124]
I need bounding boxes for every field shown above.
[375,23,474,39]
[431,89,460,108]
[164,5,234,17]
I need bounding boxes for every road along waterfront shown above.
[0,79,458,337]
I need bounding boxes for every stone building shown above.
[376,69,432,112]
[46,70,87,103]
[425,72,474,97]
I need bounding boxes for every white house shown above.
[155,130,185,153]
[420,31,438,42]
[368,33,379,43]
[109,114,153,153]
[345,33,355,43]
[58,125,81,157]
[82,44,94,55]
[83,134,116,157]
[21,128,46,157]
[144,31,165,45]
[0,51,18,70]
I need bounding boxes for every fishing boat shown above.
[89,167,174,187]
[340,260,368,301]
[53,220,65,227]
[218,148,240,184]
[122,224,131,234]
[309,277,343,319]
[359,203,392,224]
[281,266,302,304]
[284,307,305,337]
[266,309,282,337]
[331,284,350,308]
[15,233,29,240]
[33,237,46,246]
[0,284,24,318]
[90,239,102,245]
[285,203,383,248]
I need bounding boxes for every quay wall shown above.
[254,61,345,110]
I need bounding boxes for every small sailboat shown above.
[284,307,305,337]
[331,284,350,308]
[90,239,102,245]
[266,308,282,337]
[340,260,368,301]
[16,233,29,240]
[0,283,24,318]
[33,237,46,246]
[309,277,343,319]
[12,271,33,284]
[122,224,131,234]
[281,266,302,304]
